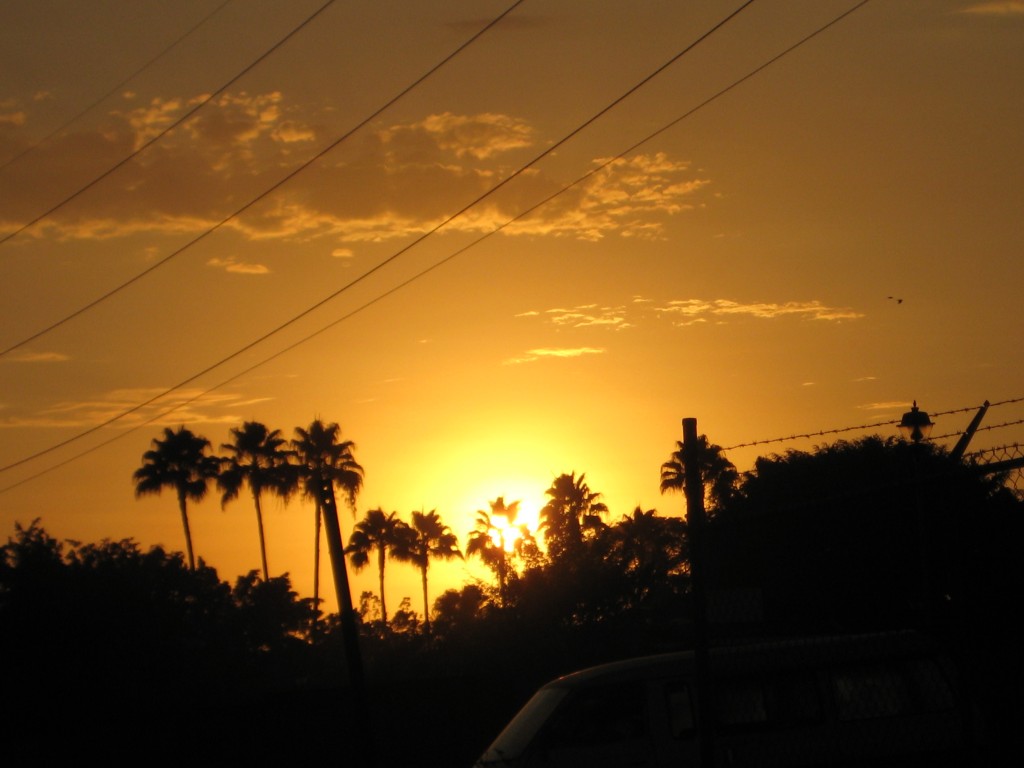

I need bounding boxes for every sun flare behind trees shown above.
[466,496,520,606]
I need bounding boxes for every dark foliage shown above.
[3,435,1022,765]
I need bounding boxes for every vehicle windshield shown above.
[476,688,568,765]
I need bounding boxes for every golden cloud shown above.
[531,298,864,330]
[504,346,606,365]
[0,95,709,246]
[207,256,270,275]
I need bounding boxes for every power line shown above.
[0,0,236,175]
[1,1,877,486]
[0,0,533,474]
[0,0,527,359]
[0,0,339,250]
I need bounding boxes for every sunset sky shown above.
[2,0,1022,615]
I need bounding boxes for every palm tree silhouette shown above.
[539,472,608,561]
[407,509,462,635]
[346,508,410,625]
[606,507,688,590]
[291,419,363,621]
[133,426,219,571]
[466,496,520,604]
[660,435,739,513]
[217,421,297,581]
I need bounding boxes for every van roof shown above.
[541,630,945,690]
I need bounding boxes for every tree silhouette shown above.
[231,570,317,653]
[539,472,608,561]
[291,419,363,620]
[407,509,462,635]
[660,434,739,513]
[712,435,1021,631]
[466,497,520,604]
[218,421,297,581]
[602,506,689,610]
[346,508,410,625]
[133,426,219,570]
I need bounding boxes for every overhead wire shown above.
[0,0,340,250]
[0,0,888,491]
[0,0,531,474]
[0,0,237,175]
[0,0,527,359]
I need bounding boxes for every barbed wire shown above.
[722,396,1024,452]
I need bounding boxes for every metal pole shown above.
[683,418,715,768]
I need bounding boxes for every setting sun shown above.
[488,496,541,553]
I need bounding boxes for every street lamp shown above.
[899,401,934,444]
[898,401,933,627]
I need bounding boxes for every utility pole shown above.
[683,418,715,768]
[316,471,374,765]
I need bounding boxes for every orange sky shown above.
[2,0,1022,615]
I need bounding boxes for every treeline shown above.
[4,432,1023,764]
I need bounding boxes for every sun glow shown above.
[489,497,541,552]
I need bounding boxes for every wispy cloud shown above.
[707,299,862,321]
[858,401,912,412]
[960,1,1024,15]
[207,256,269,275]
[546,305,631,330]
[653,299,863,322]
[503,347,606,365]
[523,298,864,331]
[0,387,270,429]
[380,111,534,160]
[0,98,709,245]
[1,351,70,363]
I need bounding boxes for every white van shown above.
[473,631,987,767]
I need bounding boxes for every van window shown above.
[715,679,768,726]
[712,673,821,729]
[907,657,956,712]
[831,664,912,720]
[542,681,649,747]
[768,673,822,725]
[480,687,568,761]
[666,681,695,738]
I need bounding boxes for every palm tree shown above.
[660,435,739,513]
[346,508,410,625]
[466,496,520,603]
[133,426,219,570]
[606,507,689,590]
[217,421,297,581]
[291,419,364,618]
[539,472,608,561]
[406,509,462,635]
